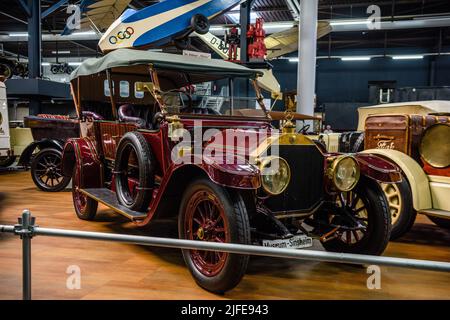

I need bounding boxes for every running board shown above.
[80,188,147,221]
[419,209,450,220]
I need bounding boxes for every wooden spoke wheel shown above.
[321,178,391,256]
[31,148,71,192]
[178,178,250,293]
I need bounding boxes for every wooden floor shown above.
[0,171,449,300]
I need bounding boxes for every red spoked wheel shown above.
[179,178,250,293]
[185,190,229,277]
[72,164,97,220]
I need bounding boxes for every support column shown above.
[239,0,253,64]
[27,0,42,115]
[297,0,318,130]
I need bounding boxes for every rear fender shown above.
[361,149,432,211]
[18,139,64,167]
[354,153,403,184]
[62,138,103,188]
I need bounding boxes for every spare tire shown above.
[114,132,155,212]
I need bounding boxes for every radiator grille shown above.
[264,144,324,214]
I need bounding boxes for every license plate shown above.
[262,234,313,249]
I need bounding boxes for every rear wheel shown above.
[428,216,450,229]
[72,163,98,220]
[31,148,71,192]
[321,178,391,256]
[0,60,14,79]
[178,178,250,293]
[0,155,16,167]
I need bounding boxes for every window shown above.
[134,82,144,99]
[119,81,129,98]
[104,79,114,97]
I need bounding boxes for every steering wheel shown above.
[166,89,193,113]
[299,124,310,134]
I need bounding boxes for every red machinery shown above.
[247,18,267,61]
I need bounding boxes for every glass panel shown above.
[134,82,144,99]
[119,81,129,97]
[104,79,114,97]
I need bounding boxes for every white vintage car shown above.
[0,81,33,167]
[317,100,450,239]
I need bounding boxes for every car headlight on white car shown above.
[259,156,291,195]
[328,155,360,192]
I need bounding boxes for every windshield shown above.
[161,81,269,118]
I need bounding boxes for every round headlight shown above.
[419,123,450,168]
[331,156,360,192]
[259,156,291,195]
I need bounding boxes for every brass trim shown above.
[327,155,360,192]
[419,123,450,168]
[258,156,291,195]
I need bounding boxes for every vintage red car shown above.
[61,49,401,293]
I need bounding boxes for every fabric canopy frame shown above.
[70,49,263,82]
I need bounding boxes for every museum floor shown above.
[0,170,449,300]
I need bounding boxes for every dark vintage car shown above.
[18,112,102,192]
[61,49,402,293]
[18,114,79,191]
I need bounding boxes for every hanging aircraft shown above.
[62,0,133,35]
[98,0,244,52]
[195,21,331,60]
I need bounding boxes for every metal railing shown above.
[1,210,450,300]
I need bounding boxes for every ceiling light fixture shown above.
[52,50,71,54]
[392,55,424,60]
[330,20,369,26]
[9,32,28,37]
[341,56,371,61]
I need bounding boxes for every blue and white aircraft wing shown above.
[99,0,243,52]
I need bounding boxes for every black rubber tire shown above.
[322,178,391,256]
[31,148,71,192]
[0,60,14,79]
[386,177,416,240]
[114,132,155,212]
[0,155,16,168]
[174,37,191,50]
[191,14,210,35]
[72,164,98,220]
[178,178,250,294]
[428,216,450,229]
[351,132,365,152]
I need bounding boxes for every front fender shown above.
[18,139,64,167]
[361,149,432,211]
[200,161,261,189]
[353,153,402,183]
[189,154,260,189]
[62,138,103,188]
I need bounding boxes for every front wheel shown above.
[31,148,71,192]
[321,178,391,256]
[178,178,250,293]
[191,14,210,34]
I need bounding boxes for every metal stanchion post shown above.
[14,210,36,301]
